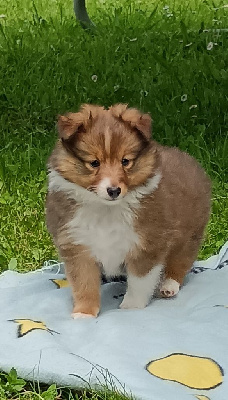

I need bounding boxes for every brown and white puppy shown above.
[46,104,211,318]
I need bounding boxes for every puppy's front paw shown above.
[119,294,147,310]
[160,278,180,298]
[72,304,99,318]
[72,312,96,319]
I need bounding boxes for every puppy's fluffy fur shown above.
[46,104,211,318]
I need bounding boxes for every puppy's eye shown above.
[90,160,100,168]
[122,158,130,167]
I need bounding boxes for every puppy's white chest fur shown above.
[48,169,161,276]
[68,202,138,276]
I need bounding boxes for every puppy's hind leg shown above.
[160,239,201,298]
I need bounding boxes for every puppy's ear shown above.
[110,104,152,140]
[57,104,105,140]
[57,112,86,140]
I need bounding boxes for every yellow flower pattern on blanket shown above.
[146,353,223,390]
[50,278,69,289]
[195,395,210,400]
[11,319,59,337]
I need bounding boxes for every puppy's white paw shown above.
[72,312,96,319]
[160,278,180,298]
[119,294,147,310]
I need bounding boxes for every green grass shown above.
[0,0,227,398]
[0,367,132,399]
[0,0,227,271]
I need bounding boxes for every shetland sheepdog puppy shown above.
[46,104,211,318]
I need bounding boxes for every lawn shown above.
[0,0,227,398]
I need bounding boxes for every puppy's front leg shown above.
[60,244,100,318]
[120,256,163,309]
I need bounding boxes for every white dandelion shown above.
[181,94,187,102]
[91,75,98,82]
[207,42,213,50]
[140,90,149,97]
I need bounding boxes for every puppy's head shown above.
[54,104,158,202]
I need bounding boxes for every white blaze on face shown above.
[104,127,111,155]
[96,177,112,200]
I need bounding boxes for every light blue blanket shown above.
[0,242,228,400]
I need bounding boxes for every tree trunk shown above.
[73,0,94,28]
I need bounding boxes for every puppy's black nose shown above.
[107,187,121,199]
